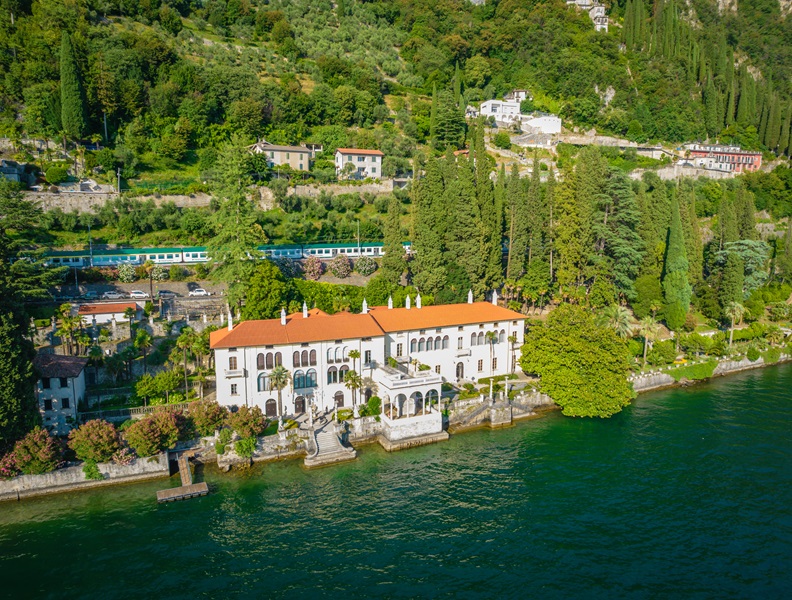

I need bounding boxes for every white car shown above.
[101,291,124,300]
[189,288,210,297]
[129,290,150,299]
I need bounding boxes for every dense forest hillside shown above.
[1,0,791,177]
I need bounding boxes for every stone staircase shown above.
[303,422,357,469]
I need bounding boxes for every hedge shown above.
[667,360,718,382]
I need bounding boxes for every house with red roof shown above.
[334,148,384,180]
[210,295,526,428]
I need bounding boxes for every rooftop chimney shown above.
[362,298,369,314]
[492,289,498,306]
[467,289,474,304]
[227,305,233,331]
[416,294,422,309]
[303,301,308,318]
[280,308,287,326]
[388,296,393,310]
[406,295,411,310]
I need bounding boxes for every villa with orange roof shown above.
[210,293,526,435]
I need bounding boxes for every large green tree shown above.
[662,197,692,330]
[59,32,86,141]
[379,196,407,286]
[520,304,634,418]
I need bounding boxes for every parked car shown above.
[81,291,99,301]
[101,291,124,300]
[129,290,150,299]
[156,290,177,300]
[188,288,210,297]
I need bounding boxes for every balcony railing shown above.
[224,368,247,378]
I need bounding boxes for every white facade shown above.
[480,99,522,121]
[34,354,88,436]
[335,149,384,180]
[77,302,141,326]
[211,300,526,420]
[521,114,562,135]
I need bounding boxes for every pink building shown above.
[684,144,762,173]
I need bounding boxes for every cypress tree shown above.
[662,197,692,331]
[718,196,739,249]
[704,78,719,139]
[767,95,782,150]
[725,81,736,127]
[637,175,670,277]
[603,168,644,300]
[554,172,585,290]
[429,83,438,145]
[734,187,757,241]
[736,68,754,126]
[434,90,465,150]
[778,220,792,281]
[449,155,487,292]
[678,181,703,285]
[778,104,791,157]
[60,31,87,140]
[411,158,447,294]
[506,163,527,279]
[526,153,544,266]
[380,196,407,286]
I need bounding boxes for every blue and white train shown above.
[46,241,412,269]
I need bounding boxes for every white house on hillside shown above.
[335,148,384,179]
[210,297,526,420]
[34,354,88,435]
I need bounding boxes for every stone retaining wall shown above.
[24,191,215,213]
[0,453,169,502]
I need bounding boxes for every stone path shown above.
[304,421,357,469]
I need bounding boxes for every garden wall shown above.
[0,453,169,502]
[24,191,214,213]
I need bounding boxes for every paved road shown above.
[51,281,228,303]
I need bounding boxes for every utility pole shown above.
[357,220,361,256]
[88,224,93,267]
[117,168,121,194]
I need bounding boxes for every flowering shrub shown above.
[118,263,137,283]
[0,452,18,480]
[13,427,63,475]
[111,447,135,466]
[124,411,183,457]
[354,256,377,276]
[303,256,324,281]
[228,406,266,439]
[152,265,168,281]
[189,400,228,437]
[68,419,121,463]
[328,254,352,278]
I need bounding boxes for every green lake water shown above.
[2,365,792,599]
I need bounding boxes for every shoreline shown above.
[3,355,789,502]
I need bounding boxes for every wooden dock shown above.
[156,451,209,503]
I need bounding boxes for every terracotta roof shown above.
[33,354,88,378]
[367,302,525,332]
[78,302,139,316]
[210,311,384,349]
[335,148,384,156]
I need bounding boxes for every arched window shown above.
[265,399,277,418]
[471,333,478,346]
[435,336,442,349]
[339,365,349,381]
[257,374,269,392]
[418,338,425,352]
[294,370,305,389]
[257,353,266,370]
[426,338,433,351]
[306,369,317,387]
[274,352,282,366]
[334,391,344,408]
[442,335,449,349]
[410,339,417,353]
[265,353,274,369]
[499,329,506,343]
[343,346,349,362]
[301,350,309,367]
[327,348,334,364]
[295,396,306,414]
[327,366,338,384]
[335,347,342,363]
[293,351,300,367]
[477,332,484,345]
[309,350,317,366]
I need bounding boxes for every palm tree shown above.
[599,305,632,339]
[485,330,498,379]
[725,302,747,347]
[176,327,196,398]
[766,326,784,347]
[508,334,518,375]
[134,329,153,374]
[269,365,291,423]
[344,369,363,406]
[638,316,660,366]
[142,259,156,299]
[348,349,360,373]
[123,307,136,337]
[88,345,104,403]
